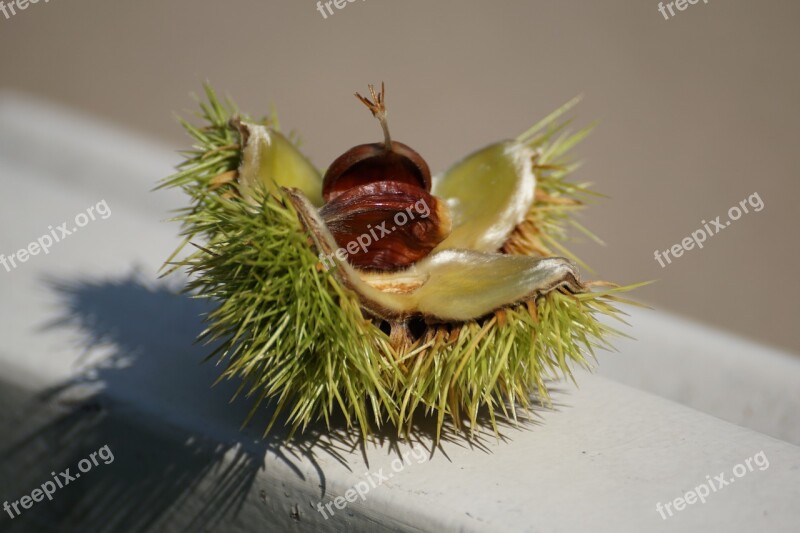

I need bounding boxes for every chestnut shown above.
[322,83,431,203]
[322,141,431,203]
[320,83,450,271]
[320,180,450,271]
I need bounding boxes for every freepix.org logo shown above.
[315,0,366,20]
[318,197,430,271]
[0,0,52,21]
[0,199,112,274]
[657,0,710,21]
[3,444,115,521]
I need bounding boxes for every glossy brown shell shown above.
[319,180,449,271]
[322,141,432,202]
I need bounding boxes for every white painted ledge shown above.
[594,310,800,445]
[1,93,799,532]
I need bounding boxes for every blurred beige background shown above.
[1,0,798,353]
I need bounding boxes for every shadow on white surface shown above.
[1,271,559,531]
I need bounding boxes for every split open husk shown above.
[160,87,639,441]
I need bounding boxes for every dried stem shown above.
[355,82,392,149]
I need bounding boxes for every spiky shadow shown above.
[0,270,562,532]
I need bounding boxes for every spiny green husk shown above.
[160,86,642,441]
[504,96,604,271]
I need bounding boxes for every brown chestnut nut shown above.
[318,83,450,272]
[320,180,450,271]
[322,83,431,203]
[322,141,431,203]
